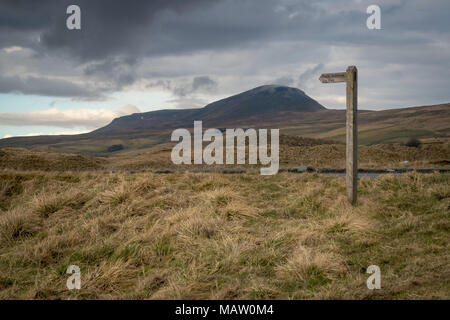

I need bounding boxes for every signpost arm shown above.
[346,66,358,205]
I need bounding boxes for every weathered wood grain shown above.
[319,72,347,83]
[346,66,358,205]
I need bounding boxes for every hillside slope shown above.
[0,84,448,155]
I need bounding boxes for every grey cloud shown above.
[272,76,294,86]
[298,63,324,88]
[83,57,137,90]
[0,0,217,61]
[145,76,219,108]
[3,0,446,64]
[145,76,218,106]
[173,76,218,97]
[0,0,449,108]
[146,79,172,90]
[193,76,217,91]
[0,74,100,98]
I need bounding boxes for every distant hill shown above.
[0,85,449,155]
[196,85,325,121]
[93,85,325,134]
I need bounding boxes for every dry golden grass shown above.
[0,209,40,246]
[0,168,448,299]
[1,140,448,175]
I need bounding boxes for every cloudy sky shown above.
[1,0,449,138]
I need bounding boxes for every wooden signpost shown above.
[319,66,358,205]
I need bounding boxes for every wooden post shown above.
[346,66,357,205]
[319,66,358,205]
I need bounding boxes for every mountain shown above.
[93,85,325,134]
[0,85,449,155]
[197,85,325,120]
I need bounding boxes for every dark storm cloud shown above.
[0,0,216,60]
[0,0,449,107]
[5,0,447,63]
[0,0,220,97]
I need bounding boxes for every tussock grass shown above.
[0,209,40,246]
[276,246,345,286]
[32,189,90,218]
[0,169,448,299]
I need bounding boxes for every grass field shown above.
[0,168,449,299]
[1,141,449,172]
[0,141,449,299]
